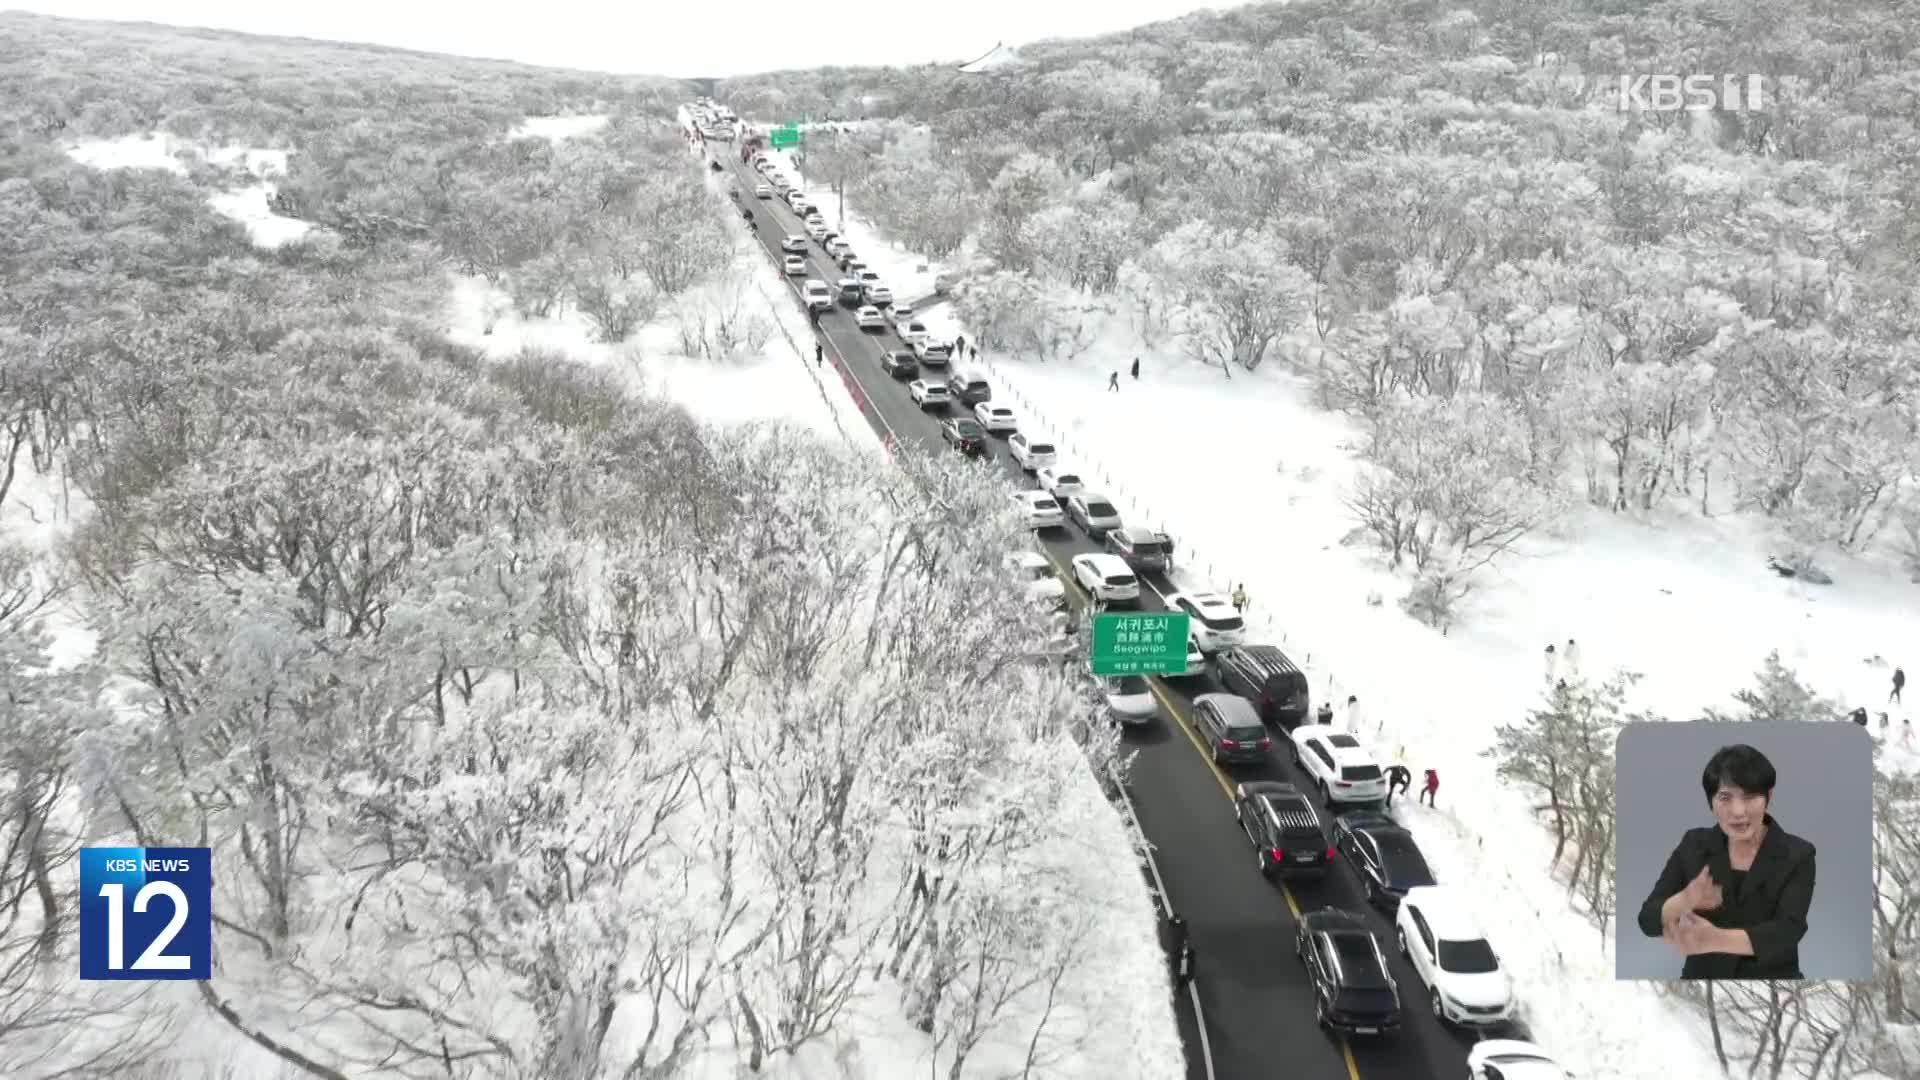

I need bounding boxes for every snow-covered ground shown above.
[762,164,1920,1079]
[66,133,314,247]
[510,113,609,141]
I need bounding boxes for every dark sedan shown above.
[940,417,989,457]
[1332,810,1436,910]
[881,350,918,380]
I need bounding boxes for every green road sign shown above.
[1091,612,1191,676]
[769,130,799,148]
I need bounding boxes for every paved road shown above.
[717,146,1511,1080]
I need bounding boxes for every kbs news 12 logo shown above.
[79,847,212,980]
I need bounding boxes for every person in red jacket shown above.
[1419,768,1439,807]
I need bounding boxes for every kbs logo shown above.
[79,847,212,980]
[1614,74,1772,112]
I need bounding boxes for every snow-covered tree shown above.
[1148,221,1314,376]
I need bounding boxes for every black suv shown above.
[837,278,864,307]
[1104,527,1169,573]
[1214,645,1311,727]
[941,417,988,456]
[1332,810,1437,911]
[1191,693,1271,765]
[1235,781,1332,878]
[1296,907,1402,1036]
[881,350,918,380]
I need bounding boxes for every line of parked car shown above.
[712,108,1571,1080]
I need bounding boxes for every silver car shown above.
[1067,492,1123,538]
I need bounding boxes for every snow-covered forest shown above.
[716,3,1920,1074]
[722,0,1920,615]
[0,15,1179,1079]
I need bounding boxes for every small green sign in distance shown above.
[769,128,799,148]
[1091,611,1192,676]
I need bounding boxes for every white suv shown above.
[1288,725,1389,806]
[1008,433,1058,472]
[1069,553,1139,605]
[1394,886,1515,1028]
[1164,591,1246,652]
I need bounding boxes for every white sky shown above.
[5,1,1249,79]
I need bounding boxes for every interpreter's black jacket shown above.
[1636,814,1816,980]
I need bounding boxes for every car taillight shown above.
[1271,848,1285,862]
[1220,739,1238,749]
[1335,781,1351,787]
[1325,846,1336,860]
[1258,737,1272,749]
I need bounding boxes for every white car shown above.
[802,279,833,310]
[856,305,886,329]
[780,234,807,253]
[754,183,773,198]
[1011,490,1065,530]
[1099,674,1157,726]
[865,284,894,306]
[857,269,881,290]
[1070,552,1139,605]
[805,220,830,241]
[786,190,807,208]
[1064,491,1122,538]
[1163,591,1246,653]
[974,403,1017,433]
[1006,551,1065,606]
[899,320,928,345]
[1466,1040,1570,1080]
[1289,726,1390,806]
[1179,633,1208,677]
[908,380,951,409]
[826,237,851,257]
[782,255,806,275]
[1395,886,1515,1028]
[1007,433,1058,472]
[888,304,915,327]
[1036,465,1084,500]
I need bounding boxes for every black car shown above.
[881,350,918,380]
[1332,810,1436,910]
[940,417,988,456]
[1235,781,1332,877]
[1190,693,1271,765]
[1214,645,1312,727]
[837,278,865,307]
[1296,907,1402,1036]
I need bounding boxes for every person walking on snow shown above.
[1562,638,1580,677]
[1894,667,1906,704]
[1231,583,1248,612]
[1385,762,1413,805]
[1345,695,1362,732]
[1131,357,1140,379]
[955,333,965,357]
[1543,643,1557,683]
[1316,701,1334,726]
[815,342,823,366]
[1108,371,1121,391]
[969,344,978,362]
[1419,768,1439,807]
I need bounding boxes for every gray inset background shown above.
[1614,721,1873,980]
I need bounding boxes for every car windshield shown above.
[1030,496,1057,509]
[1128,538,1164,554]
[1104,574,1136,586]
[955,421,981,435]
[1055,474,1081,485]
[1114,676,1149,694]
[1029,443,1055,455]
[1341,765,1382,782]
[1085,501,1118,517]
[1227,724,1266,742]
[1435,937,1499,974]
[1018,563,1049,580]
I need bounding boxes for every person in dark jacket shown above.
[1315,701,1335,726]
[815,342,824,366]
[1130,357,1140,379]
[1894,667,1906,704]
[1636,743,1816,980]
[1161,915,1194,988]
[1849,706,1868,727]
[1385,763,1413,804]
[1107,371,1120,391]
[955,333,966,356]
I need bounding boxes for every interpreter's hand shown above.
[1663,913,1725,957]
[1681,866,1723,914]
